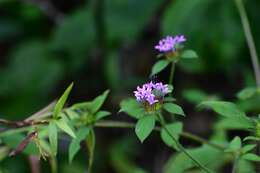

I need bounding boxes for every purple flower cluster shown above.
[134,81,170,105]
[155,35,186,52]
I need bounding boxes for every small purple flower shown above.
[153,82,170,95]
[134,81,170,105]
[155,35,186,53]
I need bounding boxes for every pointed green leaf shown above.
[181,50,198,59]
[69,127,90,163]
[95,111,111,121]
[119,98,145,119]
[242,153,260,162]
[48,121,58,156]
[53,83,73,118]
[225,136,241,152]
[163,103,185,116]
[86,129,95,173]
[215,116,255,130]
[237,87,256,100]
[243,136,260,142]
[55,119,76,138]
[151,60,169,76]
[242,144,256,154]
[160,122,183,150]
[135,115,156,143]
[89,90,110,113]
[65,109,79,120]
[199,101,246,118]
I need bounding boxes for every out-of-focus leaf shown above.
[199,101,246,118]
[119,98,145,119]
[242,153,260,162]
[105,52,121,89]
[0,146,9,161]
[109,137,148,173]
[164,145,223,173]
[163,103,185,116]
[135,115,155,143]
[242,144,256,154]
[237,87,257,100]
[105,0,162,42]
[48,121,58,156]
[243,136,260,142]
[182,89,219,104]
[151,60,169,76]
[160,122,183,150]
[53,83,73,118]
[0,41,63,117]
[69,127,90,163]
[237,159,256,173]
[181,49,198,59]
[52,7,95,69]
[215,117,255,130]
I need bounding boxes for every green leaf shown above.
[151,60,169,76]
[225,136,241,152]
[89,90,110,114]
[242,153,260,162]
[119,98,145,119]
[243,136,260,142]
[53,83,73,118]
[163,103,185,116]
[48,121,58,156]
[164,145,223,173]
[86,129,95,173]
[160,122,183,150]
[135,115,156,143]
[215,117,255,130]
[65,109,79,120]
[69,127,90,163]
[242,144,256,154]
[0,146,9,161]
[95,111,111,121]
[199,101,246,118]
[237,87,256,100]
[181,50,198,59]
[55,119,76,138]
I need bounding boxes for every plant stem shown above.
[231,154,239,173]
[168,62,175,86]
[95,120,225,150]
[156,114,213,173]
[234,0,260,87]
[49,156,57,173]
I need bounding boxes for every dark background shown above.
[0,0,260,172]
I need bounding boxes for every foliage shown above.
[0,0,260,173]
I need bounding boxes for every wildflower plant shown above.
[0,32,260,173]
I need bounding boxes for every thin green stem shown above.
[168,62,175,86]
[49,156,58,173]
[234,0,260,87]
[156,114,213,173]
[231,154,240,173]
[95,120,225,150]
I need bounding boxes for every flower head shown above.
[155,35,186,53]
[134,81,170,105]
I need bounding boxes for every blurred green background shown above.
[0,0,260,172]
